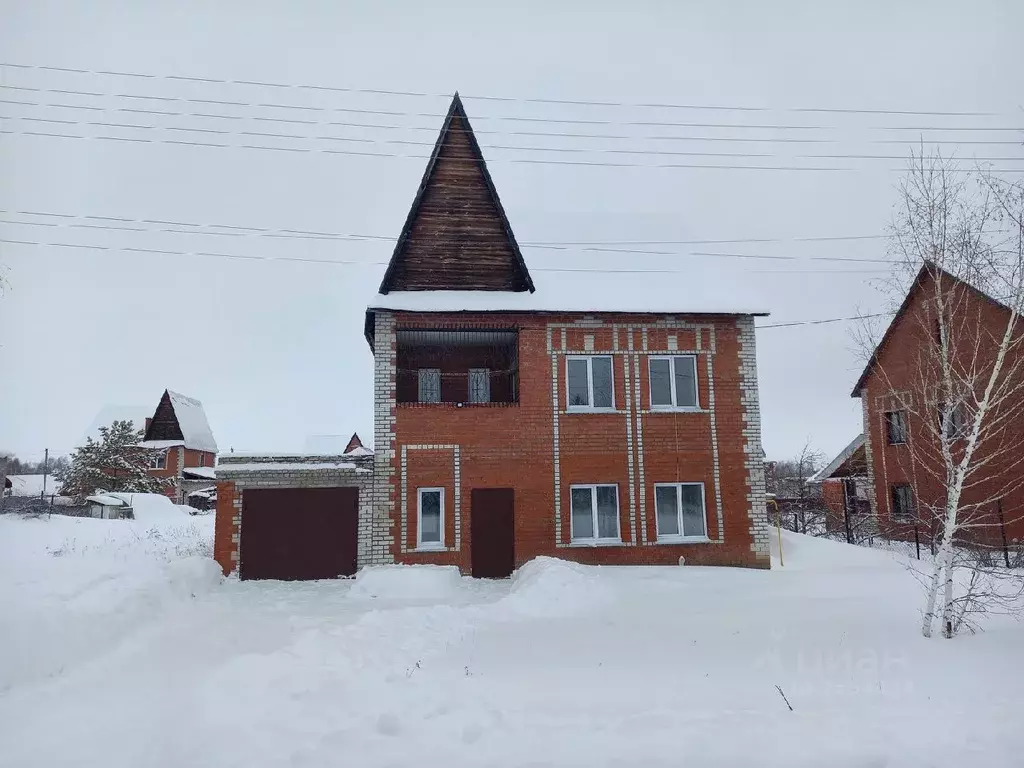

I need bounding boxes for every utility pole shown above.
[41,448,49,498]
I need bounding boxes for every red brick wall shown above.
[861,273,1024,545]
[822,479,845,532]
[386,311,765,571]
[213,480,239,575]
[145,447,215,501]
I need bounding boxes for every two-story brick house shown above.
[138,389,218,503]
[853,262,1024,547]
[214,94,770,579]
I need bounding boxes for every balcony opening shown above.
[396,329,519,406]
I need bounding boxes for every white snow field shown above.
[1,510,1021,768]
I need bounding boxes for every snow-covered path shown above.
[1,509,1020,767]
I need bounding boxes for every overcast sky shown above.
[1,1,1022,463]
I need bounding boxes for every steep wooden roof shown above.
[377,93,534,294]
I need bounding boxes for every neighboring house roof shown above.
[302,433,374,456]
[851,261,1015,397]
[81,405,151,445]
[182,466,216,480]
[142,390,219,453]
[4,474,61,497]
[85,494,129,506]
[377,93,534,296]
[807,434,866,484]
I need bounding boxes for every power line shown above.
[0,61,1011,118]
[3,85,1024,134]
[0,236,890,275]
[3,113,1022,163]
[5,126,1023,174]
[0,214,902,263]
[758,312,892,328]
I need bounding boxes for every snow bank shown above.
[497,556,611,617]
[0,511,217,688]
[349,564,465,601]
[109,492,193,524]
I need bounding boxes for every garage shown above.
[240,487,359,580]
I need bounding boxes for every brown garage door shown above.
[240,487,359,580]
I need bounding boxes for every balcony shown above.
[396,329,519,406]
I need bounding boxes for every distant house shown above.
[852,262,1024,546]
[3,474,62,498]
[84,390,218,504]
[807,435,870,538]
[214,94,770,580]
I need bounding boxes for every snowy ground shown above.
[1,506,1021,767]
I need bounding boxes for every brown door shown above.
[471,488,515,578]
[240,487,359,580]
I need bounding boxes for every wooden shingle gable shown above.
[143,390,184,442]
[377,93,535,294]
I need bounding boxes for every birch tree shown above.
[869,153,1024,638]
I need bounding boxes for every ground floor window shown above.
[891,484,914,520]
[570,484,620,543]
[654,483,708,541]
[417,487,445,549]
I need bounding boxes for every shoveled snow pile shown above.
[1,530,1022,767]
[0,507,217,689]
[497,556,613,617]
[349,564,465,601]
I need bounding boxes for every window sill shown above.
[398,402,518,408]
[654,536,711,545]
[650,406,704,413]
[414,544,446,552]
[565,407,619,414]
[567,539,625,548]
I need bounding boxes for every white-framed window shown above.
[416,487,445,550]
[570,484,621,543]
[649,355,698,409]
[469,368,491,404]
[418,368,441,403]
[654,483,708,542]
[149,450,167,470]
[566,356,614,410]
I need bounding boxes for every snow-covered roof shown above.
[187,488,216,499]
[807,434,866,484]
[216,462,365,473]
[81,405,151,445]
[166,391,219,453]
[138,440,186,450]
[85,494,130,507]
[303,435,375,456]
[182,466,216,479]
[5,474,61,497]
[369,290,768,316]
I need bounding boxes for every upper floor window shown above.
[649,356,698,409]
[149,450,167,470]
[885,410,907,445]
[418,369,441,404]
[938,402,968,440]
[567,356,614,410]
[469,368,490,404]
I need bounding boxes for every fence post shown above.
[997,499,1010,568]
[914,525,921,560]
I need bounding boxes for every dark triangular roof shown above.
[344,433,364,453]
[377,93,534,294]
[851,261,1013,396]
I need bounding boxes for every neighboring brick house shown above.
[214,94,770,579]
[138,390,218,503]
[852,262,1024,546]
[806,434,871,537]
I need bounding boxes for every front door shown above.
[470,488,515,578]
